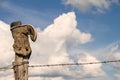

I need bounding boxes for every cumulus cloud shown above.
[0,21,14,66]
[110,52,120,69]
[112,55,120,75]
[0,12,106,80]
[108,52,120,80]
[90,41,120,80]
[115,74,120,80]
[63,0,119,13]
[0,21,14,80]
[111,44,119,52]
[77,53,105,77]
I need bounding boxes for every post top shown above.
[10,21,22,28]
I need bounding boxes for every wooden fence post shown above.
[10,21,37,80]
[13,54,29,80]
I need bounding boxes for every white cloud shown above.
[63,0,119,13]
[111,44,119,52]
[115,74,120,80]
[110,52,120,68]
[29,77,64,80]
[43,12,91,44]
[89,41,120,80]
[0,21,14,66]
[0,12,106,80]
[29,12,93,79]
[109,52,120,80]
[0,21,14,80]
[77,53,105,77]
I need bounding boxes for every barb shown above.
[29,59,120,68]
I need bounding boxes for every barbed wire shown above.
[0,64,13,71]
[0,59,120,71]
[29,59,120,67]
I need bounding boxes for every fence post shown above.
[13,54,29,80]
[10,21,37,80]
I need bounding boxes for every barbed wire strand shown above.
[0,64,13,71]
[29,59,120,67]
[0,59,120,71]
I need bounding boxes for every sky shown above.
[0,0,120,80]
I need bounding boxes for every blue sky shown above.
[0,0,120,80]
[0,0,120,49]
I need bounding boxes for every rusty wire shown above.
[0,59,120,71]
[29,59,120,67]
